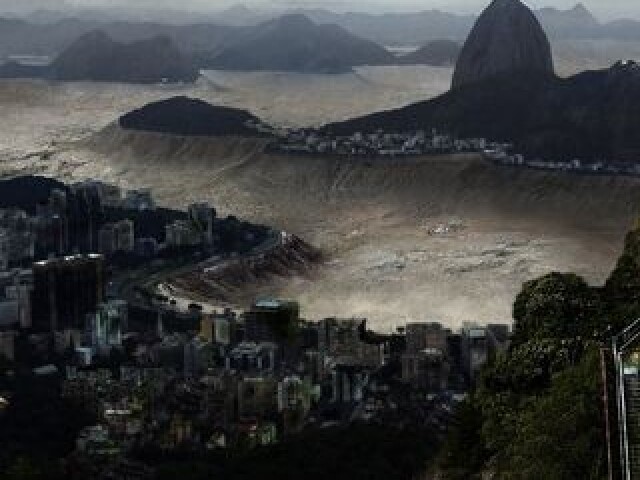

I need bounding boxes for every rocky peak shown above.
[452,0,554,89]
[571,3,592,16]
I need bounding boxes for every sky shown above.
[3,0,640,20]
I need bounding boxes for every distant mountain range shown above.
[324,61,640,163]
[535,3,599,37]
[0,30,199,83]
[290,8,474,46]
[0,17,243,60]
[1,3,639,77]
[289,5,640,45]
[2,3,640,61]
[220,3,640,45]
[50,31,199,83]
[205,14,394,73]
[0,14,460,77]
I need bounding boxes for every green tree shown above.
[512,272,602,344]
[438,398,487,480]
[605,227,640,328]
[4,457,43,480]
[502,347,606,480]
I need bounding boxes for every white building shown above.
[88,300,128,349]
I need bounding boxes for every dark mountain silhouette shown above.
[50,31,199,83]
[398,40,461,66]
[324,61,640,163]
[452,0,554,89]
[119,96,262,136]
[205,14,395,73]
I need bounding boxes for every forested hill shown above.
[119,97,261,136]
[437,223,640,478]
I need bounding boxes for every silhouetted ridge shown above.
[119,96,261,136]
[206,13,395,73]
[325,61,640,163]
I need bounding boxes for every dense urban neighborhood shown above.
[2,0,640,477]
[0,176,510,479]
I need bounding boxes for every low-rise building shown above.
[228,342,278,372]
[330,364,369,404]
[406,322,450,355]
[125,189,155,211]
[98,219,135,255]
[244,299,300,343]
[237,376,279,419]
[165,220,202,248]
[401,347,450,392]
[318,318,383,368]
[183,336,217,377]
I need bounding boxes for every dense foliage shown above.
[0,373,97,480]
[143,424,437,480]
[438,226,640,479]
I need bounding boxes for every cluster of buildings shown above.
[399,322,508,391]
[0,176,512,477]
[269,129,489,157]
[165,203,215,249]
[70,180,156,212]
[0,179,219,269]
[0,254,109,348]
[268,127,640,178]
[485,149,640,176]
[0,254,510,466]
